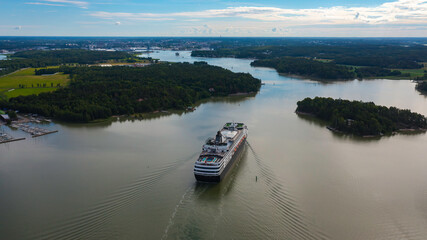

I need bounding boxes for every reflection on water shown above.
[297,112,329,127]
[197,93,257,104]
[58,94,258,129]
[57,119,114,129]
[2,51,427,240]
[296,113,384,142]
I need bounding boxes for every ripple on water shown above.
[26,153,198,240]
[246,142,330,240]
[159,143,329,240]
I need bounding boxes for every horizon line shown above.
[1,36,427,39]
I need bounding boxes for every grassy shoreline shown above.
[0,67,69,99]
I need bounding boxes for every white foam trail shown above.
[161,186,194,240]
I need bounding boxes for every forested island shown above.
[416,81,427,93]
[193,44,427,80]
[250,57,409,80]
[251,57,355,80]
[296,97,427,136]
[192,45,427,69]
[1,62,261,122]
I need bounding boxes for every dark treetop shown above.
[251,57,355,80]
[296,97,427,136]
[1,62,261,122]
[416,81,427,93]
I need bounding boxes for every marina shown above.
[11,123,58,138]
[0,113,58,144]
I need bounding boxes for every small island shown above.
[251,57,355,80]
[296,97,427,137]
[250,57,412,80]
[416,80,427,94]
[193,43,427,81]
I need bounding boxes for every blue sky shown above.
[1,0,426,37]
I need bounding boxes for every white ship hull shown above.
[194,123,248,183]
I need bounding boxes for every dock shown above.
[1,112,58,144]
[0,132,25,144]
[11,123,58,138]
[0,137,26,144]
[32,130,58,138]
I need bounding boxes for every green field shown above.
[392,68,427,78]
[343,64,426,80]
[0,67,69,99]
[314,58,333,63]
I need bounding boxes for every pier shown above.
[0,132,25,144]
[32,130,58,138]
[11,123,58,138]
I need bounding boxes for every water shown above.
[1,51,427,239]
[0,54,6,60]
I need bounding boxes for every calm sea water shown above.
[1,51,427,239]
[0,54,6,60]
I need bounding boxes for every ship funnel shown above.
[215,131,222,144]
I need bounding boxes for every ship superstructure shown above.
[194,122,248,182]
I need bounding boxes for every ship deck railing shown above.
[199,152,226,157]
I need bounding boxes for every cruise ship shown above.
[194,122,248,182]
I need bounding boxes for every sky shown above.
[1,0,426,37]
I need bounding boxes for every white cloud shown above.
[15,26,22,30]
[173,21,426,37]
[25,2,66,6]
[90,12,174,21]
[42,0,88,8]
[89,0,427,25]
[115,21,121,25]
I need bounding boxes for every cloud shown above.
[115,21,121,25]
[31,0,89,8]
[25,2,66,6]
[89,0,427,25]
[272,27,276,32]
[15,26,22,30]
[90,12,174,21]
[173,21,425,37]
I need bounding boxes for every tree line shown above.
[1,63,261,122]
[34,68,60,75]
[192,44,427,69]
[250,57,411,80]
[251,57,355,80]
[296,97,427,136]
[0,49,133,76]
